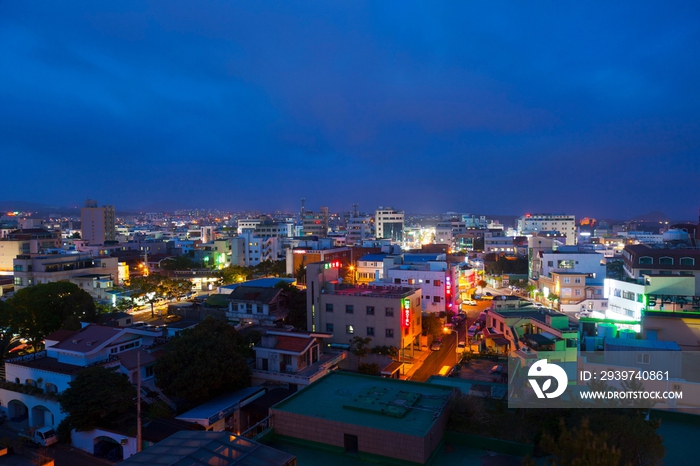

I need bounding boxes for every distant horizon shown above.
[0,198,696,224]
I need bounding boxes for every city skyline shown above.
[1,2,699,218]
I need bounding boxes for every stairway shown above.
[141,380,177,410]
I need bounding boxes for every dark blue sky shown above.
[1,2,699,219]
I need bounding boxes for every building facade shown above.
[518,214,577,246]
[80,199,116,245]
[375,207,404,242]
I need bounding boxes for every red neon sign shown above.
[445,276,452,309]
[401,299,411,328]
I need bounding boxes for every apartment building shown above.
[517,214,576,246]
[621,244,700,288]
[12,252,120,290]
[0,228,62,274]
[306,262,422,351]
[375,207,404,242]
[251,330,345,389]
[80,199,116,245]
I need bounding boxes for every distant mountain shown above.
[630,211,671,223]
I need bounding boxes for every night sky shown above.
[1,2,699,219]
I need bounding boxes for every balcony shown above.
[251,350,346,386]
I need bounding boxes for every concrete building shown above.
[251,330,345,389]
[375,207,404,242]
[306,262,422,351]
[435,220,466,246]
[517,214,577,246]
[226,286,288,326]
[80,199,116,245]
[345,216,372,246]
[605,274,696,322]
[386,261,458,314]
[12,252,120,290]
[302,207,329,238]
[270,371,454,464]
[0,324,166,433]
[0,228,62,275]
[621,244,700,288]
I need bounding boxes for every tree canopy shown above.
[275,281,306,330]
[153,318,250,406]
[60,366,136,432]
[485,256,528,275]
[5,282,96,351]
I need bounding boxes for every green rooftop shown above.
[271,371,453,437]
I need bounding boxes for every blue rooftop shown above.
[358,254,387,262]
[404,253,442,263]
[604,338,681,351]
[220,277,296,291]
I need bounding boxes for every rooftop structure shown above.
[270,371,454,464]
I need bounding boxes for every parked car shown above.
[431,338,443,351]
[19,427,57,447]
[458,340,466,352]
[164,314,182,323]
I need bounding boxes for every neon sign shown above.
[401,298,411,328]
[445,276,452,309]
[323,261,342,270]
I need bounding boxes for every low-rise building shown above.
[226,286,288,326]
[306,262,422,352]
[12,252,120,290]
[251,330,345,390]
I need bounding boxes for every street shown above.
[410,331,458,382]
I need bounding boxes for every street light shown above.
[443,326,460,361]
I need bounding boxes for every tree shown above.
[60,366,136,431]
[275,282,306,329]
[217,265,252,285]
[540,417,622,466]
[350,336,372,364]
[473,237,484,251]
[6,282,96,351]
[160,255,200,271]
[477,280,487,292]
[294,262,307,284]
[0,301,23,359]
[606,260,624,279]
[153,318,250,406]
[127,276,161,318]
[547,293,559,306]
[525,284,537,296]
[422,313,444,339]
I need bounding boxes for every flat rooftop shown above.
[271,372,453,437]
[326,284,416,299]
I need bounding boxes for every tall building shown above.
[375,207,404,242]
[517,214,577,246]
[80,199,116,245]
[302,207,329,238]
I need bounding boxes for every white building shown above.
[0,324,166,431]
[386,262,458,314]
[604,275,696,322]
[518,214,577,246]
[435,221,466,246]
[375,207,404,242]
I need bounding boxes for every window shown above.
[563,277,570,284]
[434,280,441,286]
[424,295,430,300]
[386,329,394,338]
[680,257,695,266]
[346,305,354,314]
[326,323,334,332]
[659,257,673,265]
[325,303,333,313]
[367,327,375,336]
[574,278,582,284]
[366,306,375,315]
[346,325,354,334]
[385,307,394,317]
[394,278,401,284]
[13,277,22,286]
[636,353,650,364]
[13,265,22,272]
[145,366,154,378]
[639,256,653,265]
[433,296,440,303]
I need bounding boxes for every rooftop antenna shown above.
[352,203,359,217]
[301,198,306,217]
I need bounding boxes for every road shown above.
[410,332,458,382]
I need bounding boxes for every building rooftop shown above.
[220,277,295,291]
[177,387,265,427]
[119,430,295,466]
[358,254,387,262]
[270,372,453,437]
[228,286,282,304]
[325,283,416,299]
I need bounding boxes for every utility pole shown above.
[136,352,142,453]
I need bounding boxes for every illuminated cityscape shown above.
[1,2,699,465]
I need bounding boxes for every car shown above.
[485,292,493,296]
[430,338,443,351]
[467,325,478,337]
[489,365,503,375]
[465,300,477,306]
[164,314,182,323]
[132,322,147,328]
[458,340,466,352]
